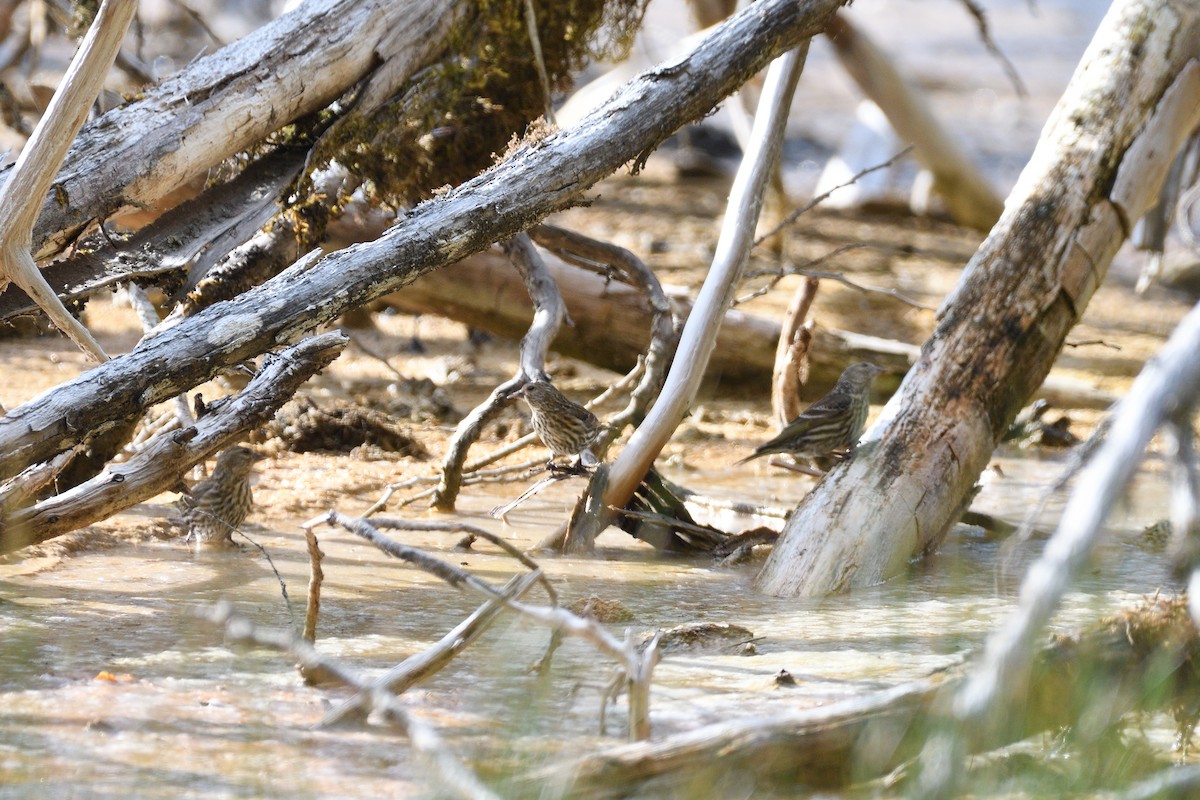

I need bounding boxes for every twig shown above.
[178,1,226,47]
[205,601,499,800]
[363,460,546,517]
[320,511,662,740]
[347,334,408,382]
[302,525,323,643]
[234,529,296,629]
[1064,338,1122,350]
[737,243,866,303]
[752,146,913,248]
[786,265,934,311]
[771,276,819,423]
[491,469,589,520]
[369,516,556,604]
[738,244,937,311]
[320,570,544,725]
[521,0,555,124]
[956,0,1028,98]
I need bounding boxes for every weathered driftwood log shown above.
[385,248,911,396]
[0,0,850,482]
[0,149,304,322]
[0,332,347,552]
[917,296,1200,796]
[755,0,1200,597]
[536,596,1200,797]
[384,247,1115,408]
[0,0,465,260]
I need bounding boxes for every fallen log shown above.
[1,0,466,259]
[0,332,347,551]
[384,247,1116,407]
[0,0,850,482]
[384,248,912,395]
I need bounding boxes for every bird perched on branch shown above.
[177,446,265,547]
[514,380,602,469]
[738,362,883,465]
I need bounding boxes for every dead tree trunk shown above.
[755,0,1200,597]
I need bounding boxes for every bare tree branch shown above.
[0,0,850,483]
[0,332,347,551]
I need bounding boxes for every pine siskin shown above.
[738,362,884,465]
[515,380,602,467]
[178,446,264,546]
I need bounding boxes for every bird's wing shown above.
[798,392,853,420]
[568,404,600,426]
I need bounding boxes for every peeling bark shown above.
[0,0,465,259]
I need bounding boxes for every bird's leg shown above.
[548,459,592,477]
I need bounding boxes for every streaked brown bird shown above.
[515,380,602,467]
[178,446,264,547]
[738,362,883,465]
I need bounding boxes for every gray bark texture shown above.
[0,0,849,482]
[7,0,464,259]
[755,0,1200,597]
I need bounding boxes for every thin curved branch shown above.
[531,223,680,435]
[431,233,565,511]
[564,44,810,552]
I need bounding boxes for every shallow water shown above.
[0,446,1184,798]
